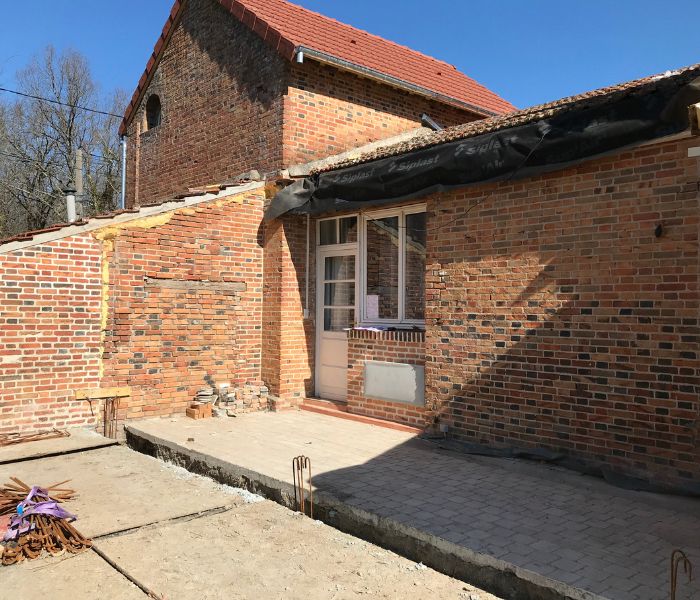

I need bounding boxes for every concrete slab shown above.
[1,434,496,600]
[0,428,117,465]
[1,550,143,600]
[125,411,418,489]
[0,445,241,538]
[99,500,497,600]
[126,413,700,600]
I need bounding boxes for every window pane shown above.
[405,212,426,320]
[319,220,337,245]
[339,217,358,243]
[366,216,399,319]
[324,256,355,280]
[324,282,355,306]
[324,308,354,331]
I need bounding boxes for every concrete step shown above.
[300,402,422,434]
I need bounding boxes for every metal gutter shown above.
[295,46,501,119]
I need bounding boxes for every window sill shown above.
[352,324,425,332]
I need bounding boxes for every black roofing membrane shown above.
[266,73,700,220]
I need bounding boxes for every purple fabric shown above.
[3,486,77,542]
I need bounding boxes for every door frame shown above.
[314,244,358,401]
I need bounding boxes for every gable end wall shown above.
[125,0,288,206]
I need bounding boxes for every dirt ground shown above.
[0,443,499,600]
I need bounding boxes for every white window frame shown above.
[316,214,359,249]
[359,204,426,326]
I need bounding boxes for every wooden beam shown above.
[75,387,131,400]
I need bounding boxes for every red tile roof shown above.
[120,0,515,135]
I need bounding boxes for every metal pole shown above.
[64,182,77,223]
[120,137,127,209]
[304,213,310,319]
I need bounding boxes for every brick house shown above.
[120,0,514,205]
[262,65,700,493]
[1,0,698,495]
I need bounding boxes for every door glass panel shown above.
[324,255,355,280]
[365,216,399,319]
[319,220,337,245]
[325,282,355,306]
[339,217,358,243]
[324,308,354,331]
[405,212,426,320]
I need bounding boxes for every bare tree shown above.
[0,46,124,238]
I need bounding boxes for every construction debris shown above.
[0,478,91,566]
[0,429,70,448]
[217,382,270,415]
[195,387,216,402]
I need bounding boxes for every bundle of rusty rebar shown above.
[0,429,70,448]
[0,478,91,566]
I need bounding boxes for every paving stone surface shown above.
[130,413,700,600]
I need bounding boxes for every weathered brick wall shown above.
[0,236,103,434]
[0,187,267,434]
[347,329,426,427]
[101,189,266,421]
[125,0,288,205]
[284,62,478,165]
[425,138,700,489]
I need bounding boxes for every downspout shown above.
[304,213,310,319]
[120,136,127,209]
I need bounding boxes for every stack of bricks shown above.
[220,382,270,414]
[186,402,212,420]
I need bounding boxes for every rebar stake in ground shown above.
[670,549,692,600]
[292,456,313,519]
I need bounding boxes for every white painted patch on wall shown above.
[364,361,425,406]
[1,355,22,365]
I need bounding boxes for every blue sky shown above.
[1,0,699,111]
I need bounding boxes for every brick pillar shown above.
[262,215,314,406]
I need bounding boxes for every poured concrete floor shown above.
[0,427,116,464]
[127,412,700,600]
[0,439,496,600]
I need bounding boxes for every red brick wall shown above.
[262,213,314,403]
[125,0,288,205]
[0,187,267,434]
[284,62,477,165]
[0,236,103,434]
[347,329,427,427]
[101,189,265,421]
[425,138,700,488]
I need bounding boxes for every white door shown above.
[316,248,356,401]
